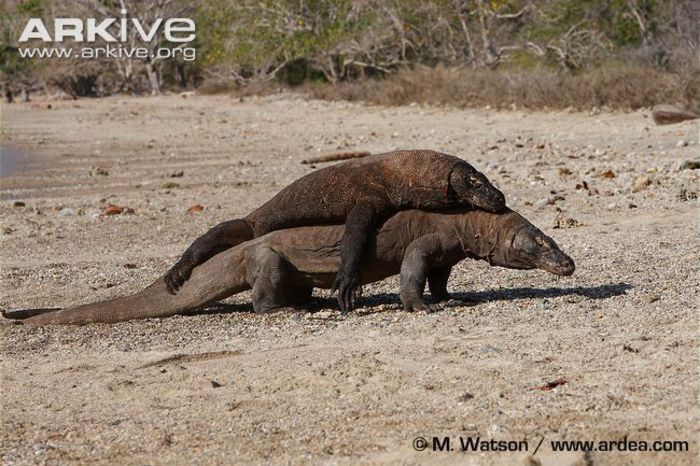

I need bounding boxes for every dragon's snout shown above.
[550,255,575,276]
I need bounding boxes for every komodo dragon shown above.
[4,208,574,325]
[163,150,506,312]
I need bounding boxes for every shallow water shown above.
[0,145,34,177]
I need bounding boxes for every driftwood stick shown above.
[301,151,371,164]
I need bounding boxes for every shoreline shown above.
[0,144,37,178]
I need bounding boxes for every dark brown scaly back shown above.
[378,150,462,208]
[247,150,463,232]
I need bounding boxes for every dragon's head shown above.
[448,163,506,213]
[506,225,575,276]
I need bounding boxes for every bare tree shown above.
[60,0,194,94]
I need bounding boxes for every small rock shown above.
[446,299,474,307]
[162,433,174,446]
[651,105,699,125]
[678,186,698,201]
[488,424,504,435]
[678,160,700,170]
[186,204,204,214]
[458,393,475,402]
[553,215,583,229]
[676,140,688,147]
[210,380,223,388]
[633,176,652,192]
[480,345,501,354]
[104,205,124,215]
[13,201,25,207]
[103,204,134,215]
[534,198,549,209]
[606,202,617,210]
[623,344,640,353]
[642,294,660,303]
[598,170,616,179]
[522,457,542,466]
[59,207,75,216]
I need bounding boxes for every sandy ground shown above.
[1,94,698,465]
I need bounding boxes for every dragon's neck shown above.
[454,209,526,264]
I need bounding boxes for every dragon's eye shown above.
[535,236,545,247]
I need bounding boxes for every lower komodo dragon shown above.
[4,207,575,325]
[163,150,506,312]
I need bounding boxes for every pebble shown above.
[59,207,76,216]
[446,299,473,307]
[676,140,688,147]
[633,176,652,192]
[606,202,617,210]
[480,345,501,354]
[677,160,700,171]
[488,424,504,435]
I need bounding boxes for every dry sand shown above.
[1,94,698,465]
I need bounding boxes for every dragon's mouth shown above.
[540,256,576,276]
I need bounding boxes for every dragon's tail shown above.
[4,245,250,325]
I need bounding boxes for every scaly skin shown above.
[5,208,574,325]
[163,150,506,312]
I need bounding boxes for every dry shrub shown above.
[196,79,239,95]
[197,79,284,97]
[305,64,699,111]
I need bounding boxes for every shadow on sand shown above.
[3,282,632,321]
[189,282,633,316]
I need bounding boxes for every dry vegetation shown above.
[2,1,699,111]
[305,63,700,111]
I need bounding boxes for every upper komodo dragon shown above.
[4,207,575,325]
[163,150,506,312]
